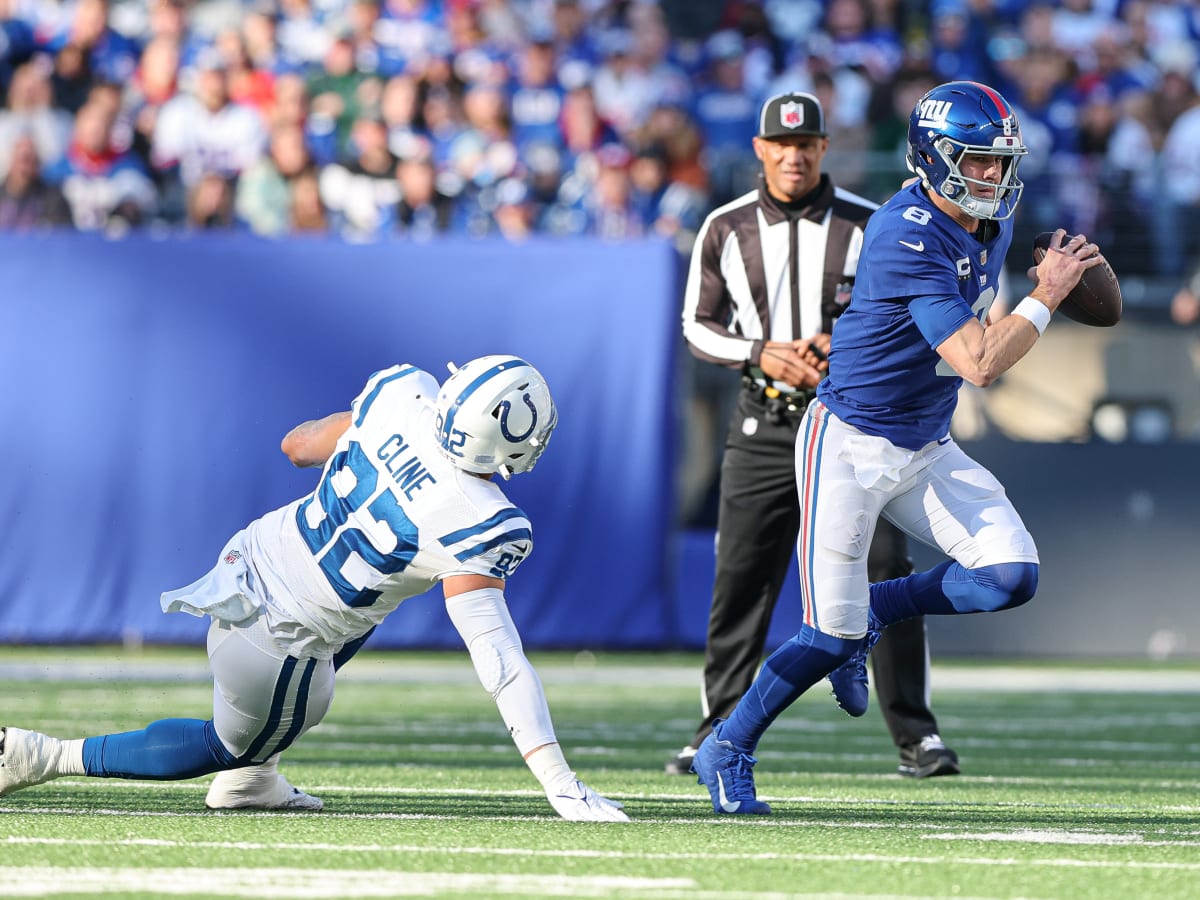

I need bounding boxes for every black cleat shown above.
[898,734,961,779]
[664,745,697,775]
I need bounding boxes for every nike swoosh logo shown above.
[937,437,951,445]
[716,771,741,813]
[899,240,924,252]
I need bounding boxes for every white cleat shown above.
[0,727,62,797]
[205,763,324,811]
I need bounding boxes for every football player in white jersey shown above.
[0,356,629,822]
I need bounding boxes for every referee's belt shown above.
[741,377,814,410]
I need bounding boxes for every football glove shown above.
[545,778,629,822]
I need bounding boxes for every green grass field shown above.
[3,646,1199,899]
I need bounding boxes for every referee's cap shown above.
[757,91,827,139]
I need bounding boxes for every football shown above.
[1031,232,1122,327]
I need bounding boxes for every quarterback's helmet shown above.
[906,81,1027,221]
[434,355,557,479]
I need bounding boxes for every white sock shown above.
[58,739,86,776]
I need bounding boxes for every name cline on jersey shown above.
[245,365,532,654]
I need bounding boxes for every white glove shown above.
[545,778,630,822]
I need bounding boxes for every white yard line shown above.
[0,868,695,898]
[2,660,1199,692]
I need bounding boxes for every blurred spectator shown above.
[628,2,692,110]
[1007,47,1083,243]
[236,122,314,236]
[1171,261,1200,327]
[1051,0,1112,60]
[558,83,619,171]
[490,174,536,240]
[0,133,72,230]
[928,3,998,85]
[288,166,328,233]
[578,142,646,238]
[1077,21,1155,100]
[865,63,937,200]
[395,138,455,238]
[691,29,758,207]
[319,108,399,239]
[145,0,206,74]
[124,35,181,173]
[508,30,564,153]
[43,0,140,88]
[811,70,871,194]
[627,141,706,249]
[378,71,418,151]
[240,4,289,78]
[547,0,599,78]
[152,54,267,221]
[0,59,73,172]
[306,29,369,157]
[276,0,332,72]
[591,28,656,138]
[50,41,93,114]
[185,172,237,230]
[44,98,157,231]
[421,83,467,169]
[0,0,35,96]
[344,0,407,79]
[639,102,708,196]
[1155,89,1200,277]
[821,0,903,84]
[212,26,275,121]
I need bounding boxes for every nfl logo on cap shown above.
[758,91,827,139]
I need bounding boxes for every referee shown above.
[670,91,959,779]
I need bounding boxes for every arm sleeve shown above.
[444,587,557,757]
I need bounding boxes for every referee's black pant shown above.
[688,387,943,751]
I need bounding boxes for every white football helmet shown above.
[434,355,557,479]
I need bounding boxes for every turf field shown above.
[3,646,1199,899]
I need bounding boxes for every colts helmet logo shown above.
[779,101,804,129]
[498,393,538,442]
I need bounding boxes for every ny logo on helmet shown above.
[779,101,804,129]
[917,99,952,129]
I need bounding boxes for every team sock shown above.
[870,560,1039,626]
[717,624,859,754]
[82,718,237,780]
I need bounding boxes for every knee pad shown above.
[946,562,1039,613]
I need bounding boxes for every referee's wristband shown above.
[1012,296,1051,336]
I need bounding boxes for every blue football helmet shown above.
[906,81,1027,221]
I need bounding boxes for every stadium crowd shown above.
[0,0,1198,275]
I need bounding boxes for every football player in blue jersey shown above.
[0,356,628,822]
[689,81,1108,815]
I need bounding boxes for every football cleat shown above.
[898,734,961,779]
[0,727,62,797]
[205,763,324,811]
[663,745,696,776]
[828,626,881,717]
[691,723,770,815]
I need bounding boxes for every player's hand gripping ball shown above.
[1031,232,1122,327]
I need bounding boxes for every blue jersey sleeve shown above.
[909,294,975,350]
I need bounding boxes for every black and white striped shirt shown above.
[681,175,876,371]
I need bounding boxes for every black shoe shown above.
[898,734,960,779]
[664,745,697,775]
